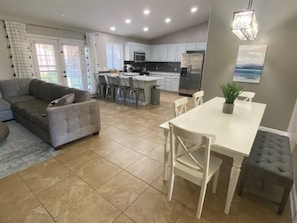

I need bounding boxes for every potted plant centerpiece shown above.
[220,82,243,114]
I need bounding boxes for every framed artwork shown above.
[233,45,267,83]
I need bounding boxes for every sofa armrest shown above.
[46,99,100,148]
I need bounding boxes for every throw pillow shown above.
[48,93,75,107]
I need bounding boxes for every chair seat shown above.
[176,152,222,185]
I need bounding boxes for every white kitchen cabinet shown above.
[175,43,186,62]
[185,43,198,51]
[150,45,167,61]
[124,42,150,61]
[150,72,180,92]
[167,44,177,62]
[197,42,207,50]
[124,42,206,62]
[171,75,180,92]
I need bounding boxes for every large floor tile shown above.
[125,156,163,184]
[36,174,93,217]
[55,192,120,223]
[19,158,72,194]
[146,143,165,163]
[107,132,139,146]
[236,192,291,223]
[175,206,213,223]
[186,187,240,223]
[89,137,123,157]
[124,187,183,223]
[64,155,122,189]
[0,174,34,206]
[152,174,198,206]
[103,146,142,169]
[0,174,54,223]
[113,214,135,223]
[97,170,148,211]
[126,137,159,154]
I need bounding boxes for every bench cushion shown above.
[244,130,293,186]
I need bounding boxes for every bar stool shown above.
[114,76,129,104]
[94,73,107,99]
[128,77,145,108]
[105,74,116,101]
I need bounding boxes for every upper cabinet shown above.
[124,42,206,62]
[124,42,150,61]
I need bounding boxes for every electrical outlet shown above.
[156,67,158,70]
[174,68,177,71]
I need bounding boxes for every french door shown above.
[31,37,87,90]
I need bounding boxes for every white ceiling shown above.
[0,0,211,40]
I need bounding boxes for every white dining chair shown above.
[238,91,255,103]
[168,122,222,219]
[192,90,204,107]
[173,97,188,117]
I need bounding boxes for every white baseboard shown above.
[259,126,288,136]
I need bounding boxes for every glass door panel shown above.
[62,45,83,90]
[34,43,61,84]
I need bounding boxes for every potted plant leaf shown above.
[220,82,243,114]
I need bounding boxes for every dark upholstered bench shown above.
[238,130,293,214]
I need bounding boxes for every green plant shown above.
[220,82,243,104]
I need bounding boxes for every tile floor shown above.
[0,91,292,223]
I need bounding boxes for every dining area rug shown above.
[0,120,60,179]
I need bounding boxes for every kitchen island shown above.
[100,73,163,105]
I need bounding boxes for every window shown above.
[106,43,123,70]
[35,43,59,84]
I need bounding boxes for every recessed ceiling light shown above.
[191,6,198,13]
[125,19,131,24]
[165,18,171,23]
[144,9,150,15]
[110,26,116,31]
[143,27,149,32]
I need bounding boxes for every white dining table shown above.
[159,97,266,214]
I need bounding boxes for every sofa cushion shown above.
[48,93,75,107]
[0,99,11,111]
[11,99,49,131]
[66,88,90,102]
[36,81,56,102]
[5,95,36,105]
[0,78,32,98]
[29,79,43,98]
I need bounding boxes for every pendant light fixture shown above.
[231,0,258,40]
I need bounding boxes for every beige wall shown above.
[202,0,297,131]
[150,22,209,44]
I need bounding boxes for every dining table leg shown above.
[224,155,244,214]
[163,129,169,181]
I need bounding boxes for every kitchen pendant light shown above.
[231,0,258,40]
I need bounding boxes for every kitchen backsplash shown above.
[124,61,181,73]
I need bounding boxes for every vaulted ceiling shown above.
[0,0,211,40]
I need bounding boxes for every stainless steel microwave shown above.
[134,52,146,62]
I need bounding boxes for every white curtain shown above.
[5,21,33,78]
[85,32,99,94]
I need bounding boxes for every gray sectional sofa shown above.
[0,78,100,148]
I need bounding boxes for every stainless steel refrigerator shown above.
[178,52,205,96]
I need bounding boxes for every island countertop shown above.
[100,73,163,82]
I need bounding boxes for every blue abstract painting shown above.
[233,45,267,83]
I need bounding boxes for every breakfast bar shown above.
[100,73,163,105]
